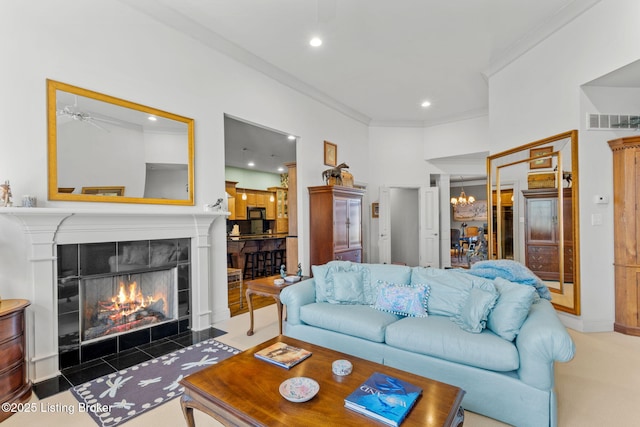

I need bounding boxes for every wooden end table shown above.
[179,336,465,427]
[245,275,298,336]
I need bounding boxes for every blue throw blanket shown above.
[468,260,552,300]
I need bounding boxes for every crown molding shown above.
[119,0,371,126]
[368,120,426,128]
[423,108,489,128]
[120,0,598,128]
[483,0,602,78]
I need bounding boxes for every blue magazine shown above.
[344,372,422,426]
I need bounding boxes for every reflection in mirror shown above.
[487,130,580,315]
[47,80,194,205]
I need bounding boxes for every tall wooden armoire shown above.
[522,188,573,283]
[609,136,640,336]
[309,186,365,266]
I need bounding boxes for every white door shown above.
[378,186,391,264]
[420,187,440,267]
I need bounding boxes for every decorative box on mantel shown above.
[0,207,228,383]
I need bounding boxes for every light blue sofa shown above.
[280,261,575,427]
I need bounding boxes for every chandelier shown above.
[450,177,475,206]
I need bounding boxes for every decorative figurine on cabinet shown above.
[297,263,302,277]
[280,264,286,278]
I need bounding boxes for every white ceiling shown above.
[124,0,602,126]
[224,116,296,173]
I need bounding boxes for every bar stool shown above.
[271,249,286,275]
[243,252,259,280]
[259,251,273,277]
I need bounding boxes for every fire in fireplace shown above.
[81,269,178,342]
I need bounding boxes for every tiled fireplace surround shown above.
[57,238,191,370]
[0,209,226,383]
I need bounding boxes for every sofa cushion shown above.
[329,270,366,304]
[410,267,496,318]
[372,283,430,317]
[453,286,498,333]
[367,264,413,298]
[487,277,537,341]
[385,316,519,372]
[300,303,399,343]
[312,262,373,303]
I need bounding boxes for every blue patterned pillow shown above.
[372,283,430,317]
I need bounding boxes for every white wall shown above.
[488,0,640,331]
[144,131,188,165]
[224,167,282,190]
[424,116,490,161]
[367,126,430,262]
[0,1,369,324]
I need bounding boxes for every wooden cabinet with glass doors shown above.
[268,187,288,234]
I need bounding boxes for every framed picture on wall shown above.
[372,202,379,218]
[529,146,553,169]
[453,200,487,221]
[324,141,337,166]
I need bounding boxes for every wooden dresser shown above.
[309,186,365,266]
[0,299,31,421]
[522,188,573,282]
[609,136,640,336]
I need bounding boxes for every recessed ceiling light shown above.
[309,37,322,47]
[247,161,255,167]
[287,135,296,141]
[148,116,157,121]
[277,167,285,172]
[421,101,431,108]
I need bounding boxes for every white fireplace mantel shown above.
[0,207,228,382]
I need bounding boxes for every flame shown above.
[108,280,158,321]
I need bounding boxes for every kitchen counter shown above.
[227,235,287,274]
[227,234,288,241]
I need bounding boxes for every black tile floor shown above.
[32,328,227,400]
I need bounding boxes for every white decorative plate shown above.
[279,377,319,403]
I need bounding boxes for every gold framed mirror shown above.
[487,130,580,315]
[47,80,195,205]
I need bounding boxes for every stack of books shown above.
[344,372,422,426]
[254,342,312,369]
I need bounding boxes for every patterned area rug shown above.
[71,339,240,427]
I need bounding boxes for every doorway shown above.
[379,186,440,267]
[390,188,419,266]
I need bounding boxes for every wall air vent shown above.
[587,113,640,130]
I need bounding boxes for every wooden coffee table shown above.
[180,336,465,427]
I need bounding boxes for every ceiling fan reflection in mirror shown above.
[56,96,122,131]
